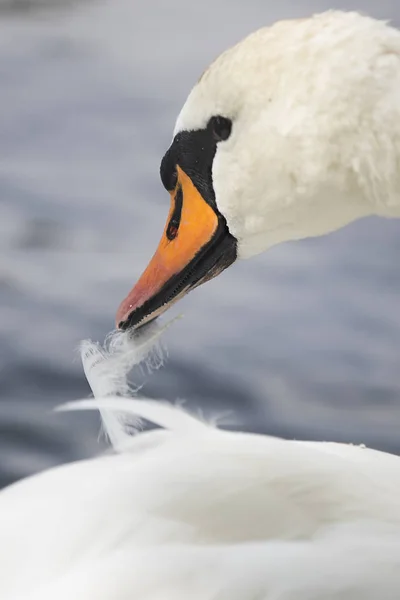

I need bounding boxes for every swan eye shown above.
[209,116,232,142]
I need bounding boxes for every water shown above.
[1,0,400,488]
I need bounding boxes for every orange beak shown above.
[116,166,235,330]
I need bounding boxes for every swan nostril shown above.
[166,186,183,241]
[166,224,178,241]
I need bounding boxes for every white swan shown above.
[116,10,400,330]
[2,10,400,600]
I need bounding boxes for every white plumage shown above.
[1,324,400,599]
[176,10,400,259]
[2,10,400,599]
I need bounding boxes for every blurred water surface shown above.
[1,0,400,487]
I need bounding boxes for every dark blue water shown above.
[1,0,400,488]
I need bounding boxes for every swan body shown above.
[2,10,400,600]
[1,327,400,600]
[1,397,400,599]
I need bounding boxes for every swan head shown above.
[117,11,400,330]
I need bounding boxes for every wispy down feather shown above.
[77,318,179,450]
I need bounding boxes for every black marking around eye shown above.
[160,116,232,215]
[166,186,183,241]
[160,150,178,191]
[161,129,217,212]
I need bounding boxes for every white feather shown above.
[1,318,400,599]
[59,397,211,436]
[79,317,178,450]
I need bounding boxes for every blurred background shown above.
[1,0,400,488]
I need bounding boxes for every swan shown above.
[2,10,400,600]
[1,327,400,600]
[116,10,400,330]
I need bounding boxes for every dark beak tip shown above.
[116,221,237,332]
